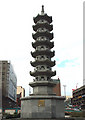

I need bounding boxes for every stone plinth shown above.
[21,96,65,119]
[29,81,56,95]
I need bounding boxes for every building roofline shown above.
[73,85,85,93]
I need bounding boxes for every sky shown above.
[0,0,83,97]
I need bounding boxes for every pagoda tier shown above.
[32,32,53,40]
[29,81,56,87]
[30,59,56,67]
[32,41,54,49]
[30,70,56,77]
[33,23,53,32]
[33,14,52,24]
[31,50,55,58]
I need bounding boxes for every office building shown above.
[17,86,25,98]
[83,2,85,85]
[0,61,17,110]
[72,85,85,109]
[17,86,25,107]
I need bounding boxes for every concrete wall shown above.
[0,62,2,109]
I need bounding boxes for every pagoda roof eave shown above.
[32,41,54,49]
[30,60,56,67]
[29,81,56,87]
[33,23,53,31]
[31,50,55,58]
[32,32,53,40]
[30,70,56,77]
[33,14,52,24]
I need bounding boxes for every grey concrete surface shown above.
[2,118,74,120]
[2,117,85,120]
[21,96,65,119]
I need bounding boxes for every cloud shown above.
[57,58,79,68]
[56,58,59,61]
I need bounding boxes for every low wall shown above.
[2,117,85,120]
[1,118,74,120]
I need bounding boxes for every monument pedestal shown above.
[21,81,65,119]
[21,95,65,119]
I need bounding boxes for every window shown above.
[36,67,38,70]
[41,20,44,22]
[47,66,49,69]
[2,77,5,81]
[40,56,44,60]
[36,56,38,60]
[41,76,45,81]
[41,37,44,39]
[41,46,44,49]
[3,67,6,70]
[2,72,5,75]
[47,77,50,80]
[41,66,45,70]
[36,77,38,81]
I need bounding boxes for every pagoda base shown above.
[29,81,56,95]
[21,95,65,119]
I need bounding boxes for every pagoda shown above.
[29,5,56,95]
[21,6,65,119]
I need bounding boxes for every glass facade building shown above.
[0,61,17,110]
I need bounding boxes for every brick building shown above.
[53,78,61,96]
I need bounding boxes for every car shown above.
[73,108,80,111]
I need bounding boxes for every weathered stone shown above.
[21,96,65,119]
[21,5,65,119]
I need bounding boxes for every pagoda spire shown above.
[41,5,44,15]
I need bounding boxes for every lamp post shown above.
[63,85,66,97]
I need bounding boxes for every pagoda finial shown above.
[41,5,44,15]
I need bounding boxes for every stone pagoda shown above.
[30,5,56,95]
[21,6,65,119]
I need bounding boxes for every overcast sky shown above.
[0,0,83,96]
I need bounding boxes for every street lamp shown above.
[63,85,66,97]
